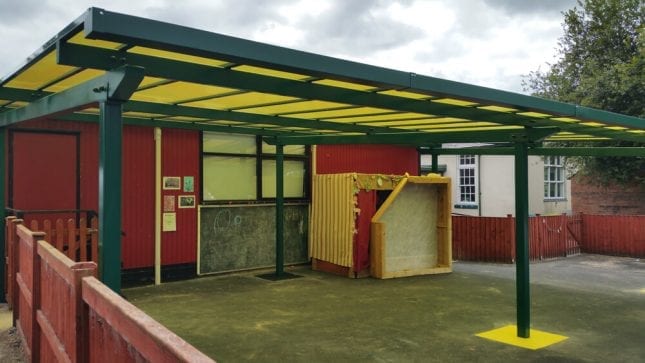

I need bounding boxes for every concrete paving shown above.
[124,254,645,362]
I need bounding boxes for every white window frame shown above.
[544,155,566,200]
[457,155,478,206]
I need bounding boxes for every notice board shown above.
[198,204,308,274]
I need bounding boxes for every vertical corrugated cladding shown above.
[161,128,200,265]
[316,144,419,175]
[122,126,155,269]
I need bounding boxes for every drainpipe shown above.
[154,127,162,285]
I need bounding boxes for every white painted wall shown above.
[421,154,572,217]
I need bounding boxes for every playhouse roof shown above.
[0,7,643,146]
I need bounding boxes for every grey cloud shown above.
[482,0,578,15]
[295,0,424,57]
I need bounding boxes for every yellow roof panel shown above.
[163,116,210,122]
[478,105,518,113]
[237,100,350,115]
[0,100,10,106]
[289,106,393,119]
[4,52,77,90]
[44,69,105,92]
[580,122,605,127]
[551,117,580,123]
[128,46,231,68]
[68,32,123,50]
[357,118,441,127]
[138,77,169,88]
[232,65,309,81]
[605,126,628,131]
[205,120,247,126]
[313,79,377,91]
[422,125,522,132]
[123,111,165,118]
[433,98,479,107]
[378,89,433,100]
[518,111,552,118]
[332,112,430,123]
[183,92,299,110]
[414,121,500,129]
[131,82,238,103]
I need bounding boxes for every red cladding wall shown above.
[316,144,419,175]
[8,121,201,269]
[160,128,200,265]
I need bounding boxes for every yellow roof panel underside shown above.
[123,111,165,118]
[414,121,500,130]
[4,52,76,90]
[378,89,433,100]
[68,32,123,50]
[357,118,442,127]
[163,116,210,122]
[551,117,580,123]
[290,106,393,119]
[128,46,231,68]
[313,79,378,91]
[44,69,105,92]
[518,111,552,118]
[183,92,299,110]
[131,82,238,104]
[237,100,350,115]
[205,120,247,126]
[138,77,169,88]
[478,105,518,113]
[331,112,431,123]
[433,98,479,107]
[605,126,628,131]
[580,121,605,127]
[232,65,310,81]
[422,125,522,132]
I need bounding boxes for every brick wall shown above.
[571,175,645,215]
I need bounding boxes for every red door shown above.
[9,130,79,223]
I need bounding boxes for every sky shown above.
[0,0,578,94]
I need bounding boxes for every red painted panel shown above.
[354,190,376,272]
[316,145,419,175]
[11,131,77,211]
[581,214,645,258]
[161,128,200,265]
[122,126,155,269]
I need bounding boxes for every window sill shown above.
[455,204,478,209]
[543,198,567,202]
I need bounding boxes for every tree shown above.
[524,0,644,185]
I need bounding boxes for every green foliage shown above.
[524,0,645,186]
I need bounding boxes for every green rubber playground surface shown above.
[124,254,644,362]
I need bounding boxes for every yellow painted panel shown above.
[68,32,123,49]
[478,105,518,113]
[309,174,355,267]
[580,121,605,127]
[628,130,644,134]
[517,111,552,118]
[205,120,246,125]
[5,52,77,90]
[313,79,377,91]
[358,118,441,127]
[237,100,350,115]
[414,122,500,130]
[44,69,105,92]
[417,126,521,132]
[123,111,165,118]
[131,82,237,103]
[232,65,309,80]
[138,77,169,88]
[334,112,431,123]
[550,117,580,123]
[289,106,393,120]
[128,46,231,67]
[378,89,433,99]
[163,116,210,122]
[0,100,10,106]
[433,98,479,107]
[604,126,627,131]
[183,92,298,110]
[476,325,568,350]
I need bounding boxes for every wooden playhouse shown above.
[309,173,452,278]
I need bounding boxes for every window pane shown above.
[203,156,256,200]
[262,142,305,155]
[203,132,256,154]
[262,160,306,198]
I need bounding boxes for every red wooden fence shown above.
[452,213,644,263]
[5,217,214,362]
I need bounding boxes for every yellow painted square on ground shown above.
[476,325,568,350]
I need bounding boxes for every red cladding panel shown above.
[316,145,419,175]
[161,128,200,265]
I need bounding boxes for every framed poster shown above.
[183,176,194,192]
[162,212,176,231]
[179,195,196,208]
[163,176,181,190]
[163,195,175,212]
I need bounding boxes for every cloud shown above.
[482,0,577,15]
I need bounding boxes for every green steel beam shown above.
[266,128,559,146]
[124,101,384,134]
[275,144,285,276]
[0,66,144,127]
[0,128,5,303]
[514,141,531,338]
[98,100,123,293]
[431,153,439,173]
[419,147,645,157]
[56,112,301,137]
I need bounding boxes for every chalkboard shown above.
[198,204,308,274]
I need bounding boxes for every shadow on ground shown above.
[124,254,644,363]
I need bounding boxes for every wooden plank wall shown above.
[581,214,645,258]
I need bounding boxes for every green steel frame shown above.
[0,7,642,336]
[0,128,5,303]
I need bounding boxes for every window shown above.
[458,155,477,205]
[544,156,565,199]
[202,132,308,202]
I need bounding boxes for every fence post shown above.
[4,216,16,307]
[72,261,97,362]
[31,230,45,363]
[11,219,23,327]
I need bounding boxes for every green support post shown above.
[431,153,439,173]
[98,100,123,293]
[0,128,6,303]
[514,141,530,338]
[275,144,285,276]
